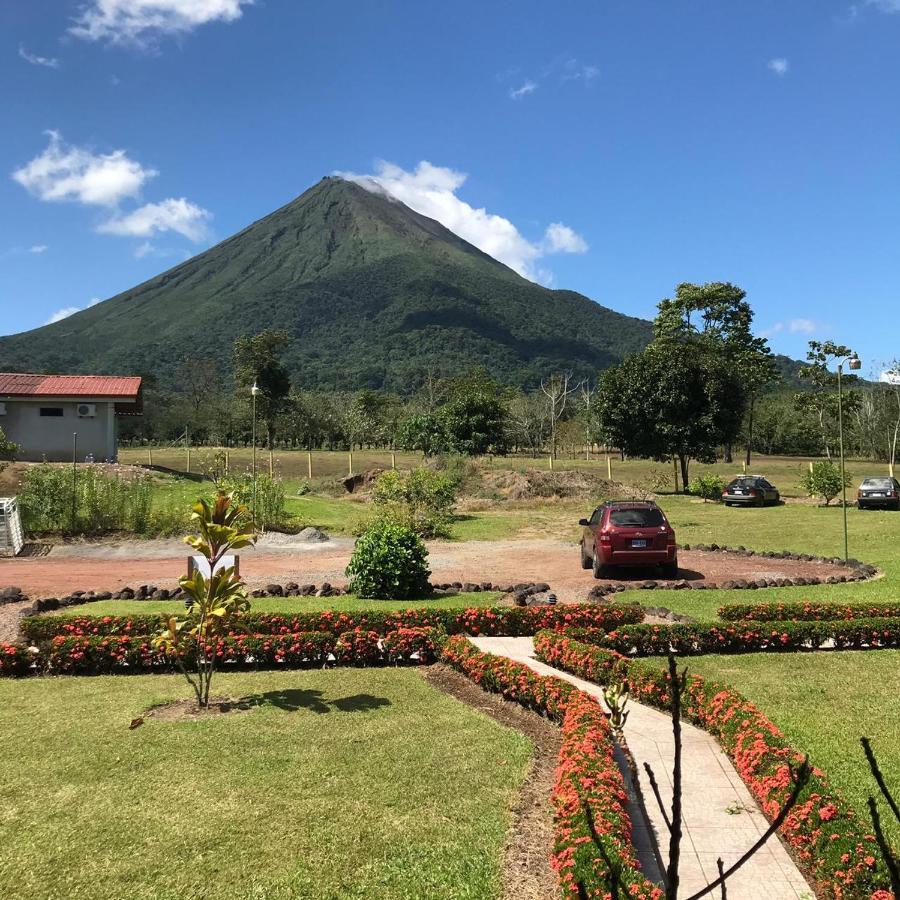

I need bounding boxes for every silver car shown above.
[722,476,780,507]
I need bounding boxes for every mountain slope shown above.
[0,177,652,389]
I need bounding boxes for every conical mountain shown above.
[0,177,652,389]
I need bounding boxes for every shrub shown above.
[334,629,381,666]
[800,460,852,506]
[533,631,893,899]
[371,468,458,538]
[688,472,726,501]
[0,643,34,677]
[381,626,444,664]
[216,472,287,530]
[0,426,19,462]
[718,601,900,622]
[345,521,431,600]
[22,603,645,643]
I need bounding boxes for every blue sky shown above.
[2,0,899,376]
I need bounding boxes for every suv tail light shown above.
[857,490,863,498]
[599,531,611,543]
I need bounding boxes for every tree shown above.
[540,372,580,460]
[437,370,509,455]
[507,391,548,458]
[153,493,256,708]
[597,342,740,487]
[796,341,860,460]
[655,281,778,463]
[396,413,448,457]
[799,460,852,506]
[233,330,292,449]
[880,362,900,477]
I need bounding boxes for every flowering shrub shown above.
[568,618,900,656]
[441,636,661,898]
[334,630,381,666]
[381,627,444,664]
[533,631,895,900]
[0,642,35,677]
[22,603,643,643]
[719,601,900,622]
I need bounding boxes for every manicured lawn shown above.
[647,650,900,848]
[47,591,503,617]
[0,668,531,900]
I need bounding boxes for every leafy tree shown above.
[796,341,860,460]
[153,493,256,707]
[540,372,580,460]
[655,281,777,463]
[437,370,509,455]
[688,472,727,502]
[799,460,852,506]
[233,330,292,448]
[396,413,448,456]
[371,468,458,537]
[596,341,740,487]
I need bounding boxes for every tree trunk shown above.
[745,397,755,467]
[724,442,733,464]
[678,454,690,491]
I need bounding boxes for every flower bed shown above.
[441,636,661,898]
[6,627,444,677]
[719,601,900,622]
[533,630,895,900]
[566,618,900,656]
[20,603,643,643]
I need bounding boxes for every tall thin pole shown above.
[838,363,849,561]
[71,432,78,532]
[251,382,258,522]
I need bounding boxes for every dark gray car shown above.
[857,476,900,510]
[722,475,780,507]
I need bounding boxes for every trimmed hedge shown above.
[569,618,900,656]
[719,601,900,622]
[8,627,444,677]
[441,636,661,899]
[533,631,894,900]
[0,643,34,677]
[20,603,644,643]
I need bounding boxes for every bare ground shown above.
[0,539,859,601]
[421,663,561,900]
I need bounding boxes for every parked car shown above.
[579,500,678,578]
[721,476,780,507]
[857,476,900,510]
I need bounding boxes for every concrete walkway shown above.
[471,636,813,899]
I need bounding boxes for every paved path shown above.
[471,637,812,899]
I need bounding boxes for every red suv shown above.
[579,501,678,578]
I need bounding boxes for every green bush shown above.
[345,521,432,600]
[371,467,457,538]
[0,426,19,462]
[217,472,287,530]
[688,472,726,501]
[800,460,852,506]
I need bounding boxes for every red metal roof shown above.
[0,373,142,400]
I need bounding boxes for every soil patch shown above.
[422,663,561,900]
[143,697,256,722]
[480,468,642,502]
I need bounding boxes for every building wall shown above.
[0,400,117,462]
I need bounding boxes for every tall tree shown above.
[540,372,581,460]
[437,370,509,455]
[233,330,292,449]
[654,282,778,463]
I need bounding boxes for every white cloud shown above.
[134,240,155,258]
[29,244,48,254]
[44,297,101,325]
[70,0,253,45]
[19,46,60,68]
[767,58,789,76]
[543,222,588,254]
[98,197,211,241]
[865,0,900,11]
[12,131,156,207]
[789,318,816,334]
[336,160,587,283]
[560,59,599,83]
[881,369,900,384]
[510,80,537,100]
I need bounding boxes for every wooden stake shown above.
[225,449,230,475]
[186,447,191,473]
[348,450,353,476]
[549,453,554,471]
[673,457,679,493]
[148,447,152,467]
[307,451,313,480]
[607,454,612,479]
[269,449,274,477]
[391,451,396,470]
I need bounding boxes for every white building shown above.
[0,373,142,462]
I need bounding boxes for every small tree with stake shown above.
[153,492,256,708]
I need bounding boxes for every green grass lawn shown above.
[646,650,900,848]
[48,591,503,617]
[0,668,531,900]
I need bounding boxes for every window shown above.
[589,508,603,525]
[39,407,64,417]
[610,508,664,527]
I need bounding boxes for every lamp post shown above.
[251,381,260,522]
[837,352,861,560]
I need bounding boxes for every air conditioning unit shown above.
[77,403,96,417]
[0,402,5,415]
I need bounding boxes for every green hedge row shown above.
[718,601,900,622]
[20,603,644,643]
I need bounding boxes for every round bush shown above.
[345,521,432,600]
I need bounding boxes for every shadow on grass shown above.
[240,689,391,715]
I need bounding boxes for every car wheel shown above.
[591,551,606,580]
[724,501,733,507]
[580,542,592,569]
[755,495,765,508]
[661,561,679,579]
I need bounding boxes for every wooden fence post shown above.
[307,451,313,480]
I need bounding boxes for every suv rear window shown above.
[609,508,664,527]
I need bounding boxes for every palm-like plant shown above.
[154,492,256,707]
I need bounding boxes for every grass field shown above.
[0,668,531,900]
[48,591,502,617]
[646,651,900,848]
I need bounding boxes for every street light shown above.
[837,352,861,560]
[251,381,260,522]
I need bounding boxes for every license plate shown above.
[873,493,885,497]
[733,490,744,495]
[631,539,647,548]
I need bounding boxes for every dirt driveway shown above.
[0,538,857,602]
